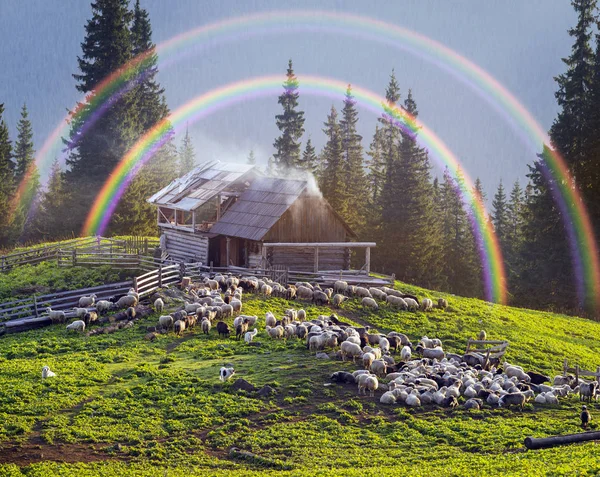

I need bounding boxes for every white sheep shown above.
[245,328,258,344]
[266,325,284,339]
[73,307,88,318]
[400,345,412,361]
[174,319,186,336]
[386,295,408,309]
[362,297,378,309]
[261,284,273,296]
[341,341,363,362]
[334,280,348,295]
[95,300,112,314]
[42,366,56,378]
[127,288,139,301]
[297,309,306,321]
[355,287,372,298]
[404,298,419,311]
[363,352,375,370]
[369,288,387,301]
[159,315,174,330]
[420,298,433,312]
[230,299,242,314]
[45,307,65,323]
[296,285,314,301]
[66,320,86,332]
[380,391,396,404]
[201,318,211,334]
[422,346,445,360]
[505,365,531,383]
[265,312,276,328]
[362,376,379,397]
[370,359,387,377]
[78,294,97,308]
[379,337,390,355]
[114,295,137,309]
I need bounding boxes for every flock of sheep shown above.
[44,273,598,411]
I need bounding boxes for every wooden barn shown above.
[147,160,372,272]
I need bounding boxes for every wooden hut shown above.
[148,160,371,272]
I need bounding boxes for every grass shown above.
[1,276,600,475]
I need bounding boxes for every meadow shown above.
[1,266,600,476]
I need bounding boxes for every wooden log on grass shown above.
[524,431,600,450]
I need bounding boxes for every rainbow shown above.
[25,10,599,309]
[82,75,507,304]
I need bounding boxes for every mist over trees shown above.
[1,0,600,316]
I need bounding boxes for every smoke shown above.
[268,165,323,198]
[189,130,268,167]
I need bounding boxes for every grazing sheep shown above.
[437,298,448,309]
[73,307,88,318]
[295,324,308,339]
[78,294,97,308]
[159,315,174,330]
[266,325,284,340]
[379,337,390,355]
[404,298,419,311]
[174,319,186,336]
[127,288,139,301]
[230,299,242,314]
[314,291,329,306]
[332,294,347,308]
[95,300,112,315]
[83,311,97,326]
[341,341,363,362]
[297,285,314,301]
[380,391,397,404]
[216,321,230,338]
[362,297,378,310]
[66,320,86,332]
[297,309,306,321]
[334,280,349,295]
[114,294,138,309]
[201,318,211,335]
[406,390,421,407]
[498,392,529,410]
[220,367,235,381]
[261,284,273,296]
[236,319,249,340]
[386,295,408,309]
[553,375,577,388]
[363,352,375,370]
[42,366,56,378]
[370,359,387,377]
[265,312,276,328]
[421,346,445,360]
[45,307,66,324]
[579,382,598,402]
[464,398,483,410]
[362,376,379,397]
[400,345,412,361]
[505,365,531,383]
[420,298,433,311]
[478,330,487,341]
[245,328,258,344]
[369,288,387,301]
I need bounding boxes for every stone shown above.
[231,378,256,392]
[257,385,276,398]
[315,352,330,359]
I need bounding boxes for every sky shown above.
[0,0,578,202]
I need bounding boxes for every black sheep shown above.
[216,321,230,338]
[330,371,355,384]
[526,371,551,385]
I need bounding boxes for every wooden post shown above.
[596,366,600,387]
[314,247,319,273]
[158,265,163,288]
[365,247,371,274]
[144,238,148,255]
[72,249,77,266]
[179,262,186,280]
[1,256,4,272]
[33,295,39,318]
[226,237,231,269]
[564,358,568,377]
[576,365,580,385]
[133,276,138,294]
[210,261,213,273]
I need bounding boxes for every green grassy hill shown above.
[1,275,600,476]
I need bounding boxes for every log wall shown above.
[269,246,347,272]
[161,228,208,263]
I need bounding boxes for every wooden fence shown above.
[563,359,600,386]
[465,339,509,369]
[57,250,163,271]
[133,264,181,298]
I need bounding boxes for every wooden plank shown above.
[263,242,376,248]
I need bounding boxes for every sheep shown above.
[370,359,387,377]
[236,319,249,340]
[464,398,483,410]
[406,390,421,407]
[420,298,433,311]
[174,319,186,336]
[73,307,88,319]
[78,294,97,308]
[66,320,86,332]
[400,346,412,361]
[220,367,235,381]
[404,298,419,311]
[95,300,112,315]
[297,285,314,301]
[341,341,363,362]
[553,375,577,388]
[387,332,412,347]
[498,392,529,410]
[362,297,378,309]
[245,328,258,344]
[265,312,276,328]
[437,298,448,309]
[379,337,390,355]
[295,324,308,340]
[478,330,487,341]
[126,307,136,320]
[369,288,387,301]
[127,288,139,301]
[159,315,174,330]
[216,321,230,338]
[230,299,242,314]
[266,325,284,340]
[362,376,379,397]
[421,346,445,360]
[201,318,211,335]
[386,295,408,309]
[363,352,375,370]
[379,391,397,405]
[114,294,138,309]
[579,382,598,402]
[505,365,531,383]
[297,309,306,321]
[284,325,296,340]
[261,284,273,296]
[331,294,346,308]
[285,286,297,300]
[83,311,98,326]
[314,291,330,306]
[334,280,349,295]
[45,307,66,324]
[42,366,56,378]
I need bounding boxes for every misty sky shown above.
[0,0,577,201]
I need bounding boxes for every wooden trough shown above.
[525,431,600,450]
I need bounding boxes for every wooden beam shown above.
[365,247,371,274]
[226,237,231,267]
[263,242,376,248]
[525,432,600,450]
[314,247,319,273]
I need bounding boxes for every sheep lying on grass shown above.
[42,366,56,378]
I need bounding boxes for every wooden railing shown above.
[57,250,162,271]
[133,264,181,298]
[563,359,600,386]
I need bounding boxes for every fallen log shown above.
[524,431,600,450]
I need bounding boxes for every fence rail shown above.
[563,359,600,386]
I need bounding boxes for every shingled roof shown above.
[209,176,308,241]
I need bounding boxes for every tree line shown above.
[0,0,599,316]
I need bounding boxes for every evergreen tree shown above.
[273,60,305,172]
[266,156,276,176]
[491,181,509,246]
[473,177,487,205]
[339,85,368,234]
[12,104,40,243]
[0,104,14,247]
[30,159,69,241]
[298,138,318,175]
[366,125,385,207]
[179,127,196,174]
[247,149,256,166]
[65,0,137,234]
[319,105,345,214]
[505,180,525,296]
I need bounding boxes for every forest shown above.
[0,0,599,316]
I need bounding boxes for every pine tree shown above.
[273,60,305,172]
[339,85,368,234]
[179,127,196,174]
[492,181,509,247]
[0,104,14,247]
[247,149,256,165]
[65,0,137,234]
[366,125,385,207]
[319,106,345,214]
[297,138,318,175]
[505,180,525,296]
[30,159,69,241]
[11,104,40,243]
[473,178,487,206]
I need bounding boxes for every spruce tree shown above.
[273,60,305,172]
[366,125,385,207]
[65,0,136,234]
[179,127,196,175]
[30,159,68,241]
[12,104,40,243]
[0,104,14,247]
[473,178,487,206]
[319,105,345,214]
[505,180,525,296]
[339,85,368,234]
[491,181,509,247]
[298,138,318,175]
[247,149,256,166]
